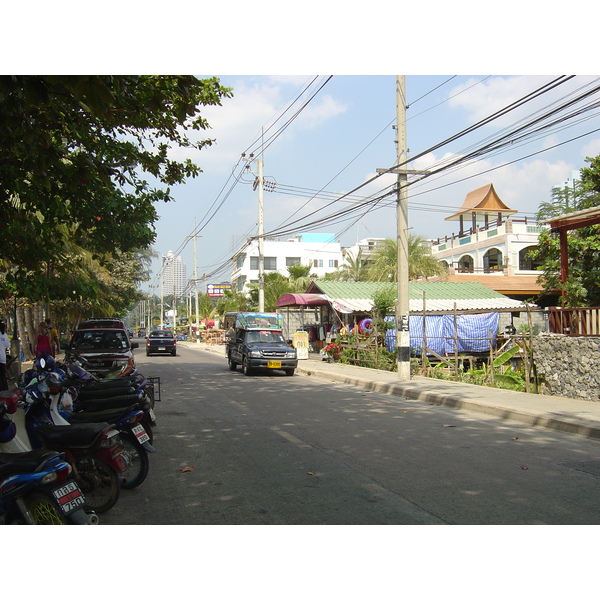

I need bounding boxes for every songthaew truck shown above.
[224,312,297,376]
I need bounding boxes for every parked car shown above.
[226,312,297,376]
[146,330,177,356]
[66,325,139,377]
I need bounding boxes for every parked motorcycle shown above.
[18,374,127,514]
[0,393,97,525]
[62,355,157,440]
[26,357,154,490]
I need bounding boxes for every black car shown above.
[66,327,138,376]
[146,330,177,356]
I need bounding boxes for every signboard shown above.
[207,284,232,297]
[293,331,309,360]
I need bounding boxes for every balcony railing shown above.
[431,217,548,251]
[549,307,600,336]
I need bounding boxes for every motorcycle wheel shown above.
[23,491,68,525]
[119,432,150,489]
[76,457,120,514]
[228,355,237,371]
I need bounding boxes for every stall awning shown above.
[276,293,329,308]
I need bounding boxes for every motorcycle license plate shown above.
[52,481,86,515]
[132,423,150,444]
[148,408,156,421]
[267,361,282,369]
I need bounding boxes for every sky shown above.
[145,74,600,293]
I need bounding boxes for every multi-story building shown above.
[429,183,551,303]
[230,233,343,292]
[340,237,387,265]
[161,250,187,298]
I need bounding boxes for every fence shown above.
[548,307,600,336]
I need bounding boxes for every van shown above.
[226,312,297,376]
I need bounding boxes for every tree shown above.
[334,249,369,281]
[530,155,600,307]
[286,263,316,292]
[367,236,446,282]
[0,75,232,300]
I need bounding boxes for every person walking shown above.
[0,321,11,391]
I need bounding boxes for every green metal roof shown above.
[304,280,526,313]
[308,280,509,300]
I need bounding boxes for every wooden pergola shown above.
[544,205,600,302]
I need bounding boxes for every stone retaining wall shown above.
[533,333,600,402]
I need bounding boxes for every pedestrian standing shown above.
[0,322,10,391]
[45,318,60,357]
[34,322,53,358]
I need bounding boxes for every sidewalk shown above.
[184,341,600,439]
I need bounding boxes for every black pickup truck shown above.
[146,330,177,356]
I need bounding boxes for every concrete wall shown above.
[533,333,600,402]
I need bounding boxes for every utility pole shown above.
[257,156,265,312]
[187,226,201,342]
[395,76,411,381]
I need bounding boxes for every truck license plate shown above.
[267,361,281,368]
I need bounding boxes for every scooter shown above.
[18,376,127,514]
[0,393,97,525]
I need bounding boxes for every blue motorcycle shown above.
[0,393,97,525]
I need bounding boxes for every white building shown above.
[340,237,387,265]
[162,250,187,298]
[429,183,550,302]
[231,233,343,292]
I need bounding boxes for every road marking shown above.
[270,426,312,449]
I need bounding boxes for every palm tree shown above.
[368,236,446,282]
[336,249,369,281]
[286,263,316,292]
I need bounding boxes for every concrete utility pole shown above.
[395,76,411,381]
[257,156,265,312]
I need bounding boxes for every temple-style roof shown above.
[445,183,517,221]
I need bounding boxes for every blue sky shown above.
[146,74,600,293]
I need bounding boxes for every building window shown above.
[483,248,503,272]
[250,257,277,270]
[236,253,246,269]
[313,259,323,268]
[286,257,301,266]
[519,246,543,270]
[457,255,474,273]
[264,257,277,270]
[329,259,338,268]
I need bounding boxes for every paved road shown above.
[99,341,600,525]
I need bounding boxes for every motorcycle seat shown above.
[67,406,139,424]
[0,449,62,477]
[74,394,143,412]
[34,422,110,447]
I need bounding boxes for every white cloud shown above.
[168,78,347,171]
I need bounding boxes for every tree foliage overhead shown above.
[0,75,232,299]
[531,155,600,307]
